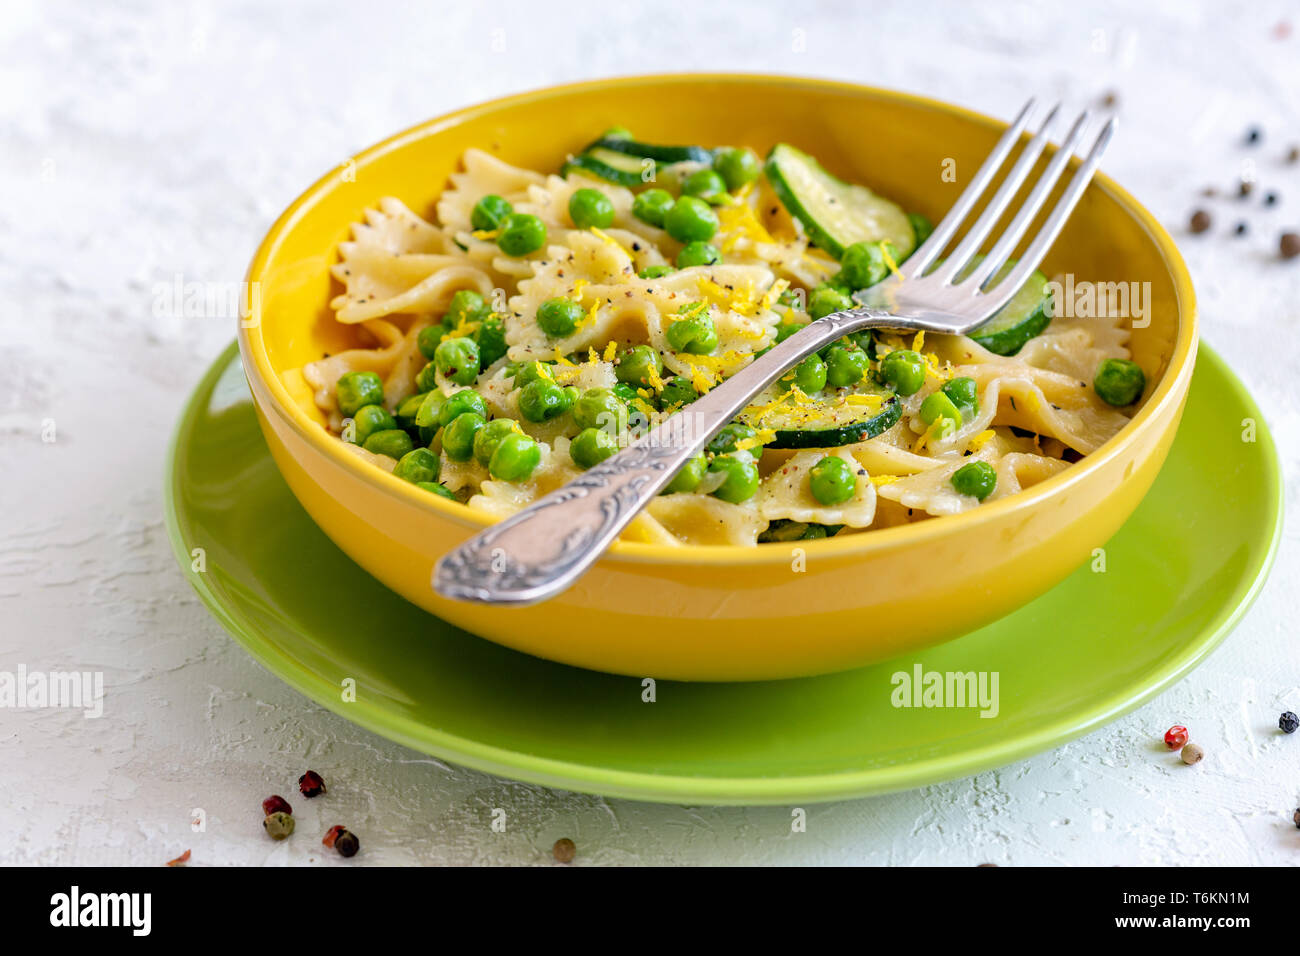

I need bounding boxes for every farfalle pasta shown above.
[292,131,1147,546]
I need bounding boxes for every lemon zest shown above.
[645,362,666,393]
[603,340,618,362]
[733,429,776,452]
[881,242,903,280]
[967,429,996,452]
[869,474,901,486]
[471,229,500,241]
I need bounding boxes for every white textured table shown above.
[4,0,1298,866]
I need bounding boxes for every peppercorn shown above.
[1164,725,1188,749]
[1246,126,1262,145]
[1180,743,1205,765]
[1102,90,1118,108]
[1265,191,1279,206]
[1279,711,1299,734]
[322,824,346,848]
[262,795,292,816]
[335,830,360,858]
[1293,808,1300,829]
[1234,221,1248,236]
[264,811,295,840]
[552,838,576,863]
[1189,210,1212,233]
[1288,145,1300,164]
[1240,180,1255,197]
[298,770,326,798]
[1201,186,1218,197]
[1281,232,1300,259]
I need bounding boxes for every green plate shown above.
[165,343,1281,805]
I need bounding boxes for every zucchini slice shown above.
[585,136,714,165]
[739,380,901,449]
[563,147,649,187]
[961,257,1052,356]
[765,143,916,260]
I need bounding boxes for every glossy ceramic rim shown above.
[167,342,1278,804]
[238,73,1198,567]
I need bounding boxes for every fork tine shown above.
[903,98,1037,277]
[977,117,1118,314]
[929,104,1064,284]
[965,110,1092,290]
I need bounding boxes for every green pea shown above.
[434,336,480,385]
[909,212,935,247]
[612,382,640,405]
[570,427,619,469]
[632,188,674,227]
[417,322,450,360]
[615,345,663,387]
[794,354,828,393]
[441,412,486,461]
[417,481,459,500]
[511,360,555,388]
[825,346,868,387]
[663,196,719,243]
[839,241,888,291]
[879,349,926,396]
[572,387,628,432]
[708,454,760,503]
[941,376,979,421]
[518,378,573,422]
[362,428,415,460]
[1093,358,1146,406]
[392,447,440,484]
[706,422,757,456]
[415,360,441,394]
[666,309,718,354]
[415,390,447,428]
[446,289,488,327]
[637,264,676,280]
[951,460,997,500]
[489,432,541,481]
[658,375,698,408]
[497,213,547,257]
[676,241,721,269]
[663,453,707,493]
[809,285,854,320]
[713,146,761,190]
[919,391,962,427]
[335,370,384,417]
[775,317,806,342]
[568,187,615,229]
[394,392,428,429]
[682,168,728,204]
[472,418,521,466]
[850,329,878,359]
[474,312,508,369]
[437,389,488,427]
[471,194,513,232]
[351,404,396,446]
[536,297,584,338]
[809,456,856,505]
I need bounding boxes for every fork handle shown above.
[433,306,919,606]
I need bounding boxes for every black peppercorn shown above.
[335,830,360,857]
[1279,711,1299,733]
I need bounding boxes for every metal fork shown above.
[434,99,1116,606]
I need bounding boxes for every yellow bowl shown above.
[239,75,1196,681]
